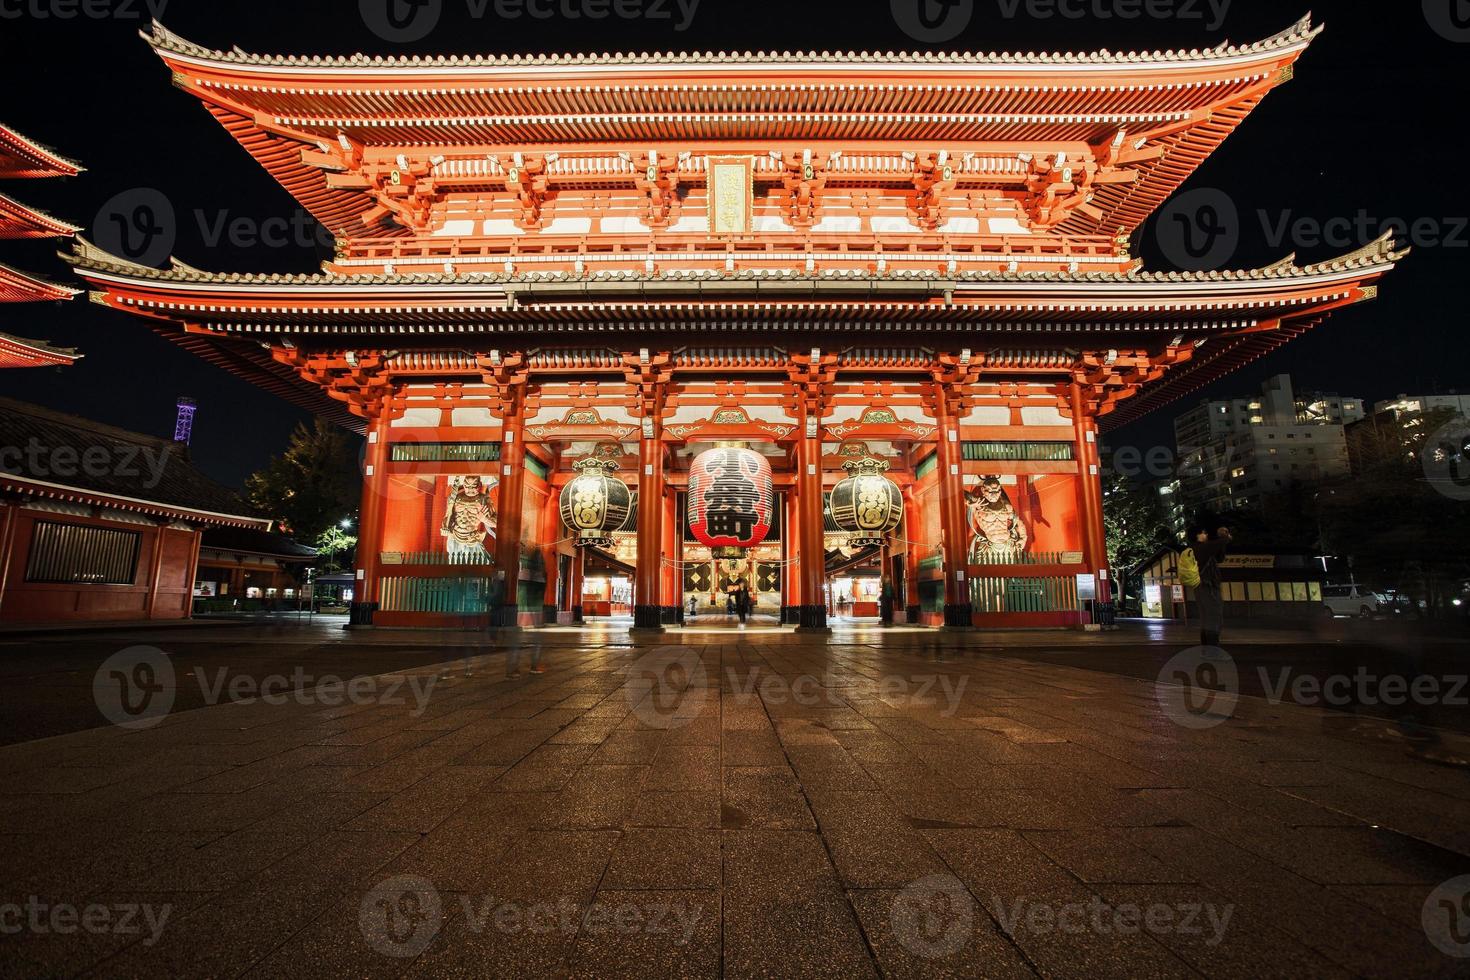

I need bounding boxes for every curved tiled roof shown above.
[0,396,268,527]
[0,331,79,369]
[146,15,1319,71]
[0,191,81,239]
[0,121,83,179]
[65,233,1405,291]
[0,259,80,303]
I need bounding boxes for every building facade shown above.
[69,18,1402,631]
[1347,391,1470,473]
[0,399,276,624]
[1174,374,1365,518]
[1135,545,1327,622]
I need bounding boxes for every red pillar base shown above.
[632,606,665,631]
[795,605,829,632]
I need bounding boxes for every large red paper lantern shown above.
[687,446,773,555]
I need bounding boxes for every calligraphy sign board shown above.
[707,156,753,235]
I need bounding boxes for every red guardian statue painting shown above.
[966,476,1029,561]
[441,475,498,560]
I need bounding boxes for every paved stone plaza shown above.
[2,621,1469,977]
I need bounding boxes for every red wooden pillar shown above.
[569,547,585,623]
[1068,382,1112,613]
[0,501,19,619]
[184,527,203,620]
[352,408,393,625]
[144,520,168,620]
[539,482,560,625]
[660,484,677,624]
[935,387,973,628]
[494,412,528,628]
[633,418,665,630]
[902,485,922,624]
[796,412,828,632]
[782,488,799,624]
[1082,415,1113,608]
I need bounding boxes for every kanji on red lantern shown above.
[687,446,773,550]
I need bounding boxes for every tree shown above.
[314,525,357,574]
[245,418,361,542]
[1102,472,1174,604]
[1317,408,1470,616]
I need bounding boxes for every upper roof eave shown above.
[143,14,1321,78]
[0,192,82,238]
[0,260,82,301]
[0,122,84,178]
[64,232,1406,300]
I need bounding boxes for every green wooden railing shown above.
[970,575,1078,613]
[381,551,495,566]
[380,575,497,613]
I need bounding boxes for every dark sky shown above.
[3,0,1464,488]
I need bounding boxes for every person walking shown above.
[879,576,895,626]
[735,580,750,625]
[688,594,698,621]
[1188,523,1232,651]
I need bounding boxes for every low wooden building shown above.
[1135,546,1328,623]
[0,397,274,624]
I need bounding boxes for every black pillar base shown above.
[542,604,558,625]
[1094,601,1116,627]
[795,604,829,633]
[782,606,801,625]
[348,601,377,626]
[905,604,922,624]
[492,604,519,628]
[660,605,680,625]
[943,603,973,628]
[632,605,665,631]
[572,605,584,623]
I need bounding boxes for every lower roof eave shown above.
[0,474,273,531]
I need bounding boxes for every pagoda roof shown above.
[0,191,81,239]
[143,17,1319,239]
[0,396,270,529]
[148,16,1317,72]
[66,234,1403,432]
[0,330,79,369]
[65,233,1402,312]
[0,260,81,303]
[0,122,83,179]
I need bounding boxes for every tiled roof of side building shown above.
[199,524,318,560]
[0,397,265,525]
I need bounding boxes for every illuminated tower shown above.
[174,396,197,446]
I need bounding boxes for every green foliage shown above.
[1102,471,1174,600]
[245,418,361,542]
[313,525,357,574]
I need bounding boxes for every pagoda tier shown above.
[0,330,79,368]
[66,233,1403,432]
[0,260,79,304]
[0,192,82,239]
[144,17,1317,261]
[0,122,82,180]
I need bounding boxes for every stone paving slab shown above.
[1,625,1469,977]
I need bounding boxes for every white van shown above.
[1322,584,1381,618]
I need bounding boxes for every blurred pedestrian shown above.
[1187,522,1231,652]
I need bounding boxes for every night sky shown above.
[3,0,1464,489]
